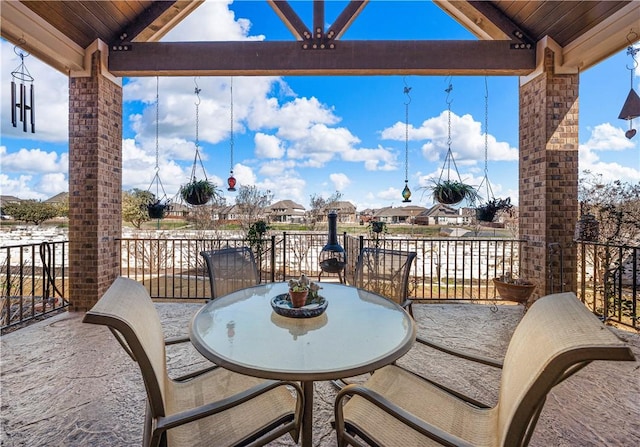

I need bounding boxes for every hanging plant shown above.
[147,199,171,219]
[180,179,217,206]
[431,180,477,205]
[476,197,512,222]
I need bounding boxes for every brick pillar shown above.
[519,47,579,298]
[68,50,122,311]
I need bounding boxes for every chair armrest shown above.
[335,384,476,447]
[415,336,503,369]
[155,380,304,431]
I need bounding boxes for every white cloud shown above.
[329,173,351,190]
[258,159,297,176]
[254,133,285,158]
[341,145,398,171]
[0,146,67,174]
[579,123,640,184]
[381,110,517,163]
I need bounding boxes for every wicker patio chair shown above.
[353,247,417,316]
[83,276,303,447]
[201,246,260,300]
[334,292,636,447]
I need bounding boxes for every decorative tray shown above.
[271,293,328,319]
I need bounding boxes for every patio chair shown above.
[353,247,417,316]
[334,292,636,447]
[83,276,303,447]
[200,246,260,300]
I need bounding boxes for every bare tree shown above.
[235,185,273,231]
[308,191,343,231]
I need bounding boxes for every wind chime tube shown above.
[30,83,35,133]
[21,82,27,132]
[11,80,16,127]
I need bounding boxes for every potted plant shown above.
[493,272,536,305]
[476,197,512,222]
[146,200,171,219]
[180,179,217,206]
[431,180,477,205]
[288,274,321,308]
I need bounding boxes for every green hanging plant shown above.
[431,180,477,205]
[476,197,512,222]
[180,179,217,206]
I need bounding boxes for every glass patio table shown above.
[189,281,416,447]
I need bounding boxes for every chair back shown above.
[496,292,636,446]
[354,247,416,306]
[200,247,259,299]
[83,277,168,418]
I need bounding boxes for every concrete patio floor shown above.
[1,301,638,446]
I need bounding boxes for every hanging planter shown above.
[147,200,171,219]
[476,197,512,222]
[431,180,476,205]
[180,179,216,206]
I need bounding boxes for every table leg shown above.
[301,380,314,447]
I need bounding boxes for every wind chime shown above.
[618,30,640,139]
[146,77,171,220]
[10,44,35,133]
[227,77,237,192]
[401,81,412,203]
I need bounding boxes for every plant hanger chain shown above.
[477,76,494,203]
[230,77,234,174]
[147,76,167,201]
[190,77,208,182]
[438,77,463,184]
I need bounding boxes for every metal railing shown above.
[2,235,638,331]
[1,241,68,333]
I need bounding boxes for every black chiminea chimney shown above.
[318,210,346,282]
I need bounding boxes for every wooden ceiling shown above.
[1,1,638,77]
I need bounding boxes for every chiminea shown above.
[318,211,346,282]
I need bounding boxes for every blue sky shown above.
[1,0,639,211]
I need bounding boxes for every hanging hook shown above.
[194,77,201,105]
[403,77,412,105]
[626,30,639,71]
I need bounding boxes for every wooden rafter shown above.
[267,0,310,41]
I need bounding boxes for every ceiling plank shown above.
[108,40,535,77]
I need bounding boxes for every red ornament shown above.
[227,175,237,191]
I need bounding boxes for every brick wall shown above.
[519,48,579,297]
[68,51,122,311]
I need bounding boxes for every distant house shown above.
[0,195,22,219]
[44,192,69,206]
[414,204,469,225]
[267,200,306,223]
[373,205,427,224]
[332,201,357,223]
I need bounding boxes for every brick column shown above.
[68,50,122,311]
[519,47,579,298]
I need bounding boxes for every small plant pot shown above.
[371,221,385,233]
[493,278,536,304]
[289,289,309,308]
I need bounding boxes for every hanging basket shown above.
[147,201,171,219]
[431,180,476,205]
[475,198,512,223]
[180,179,216,206]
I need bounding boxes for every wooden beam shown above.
[268,1,310,41]
[328,1,369,40]
[313,0,325,39]
[108,40,535,77]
